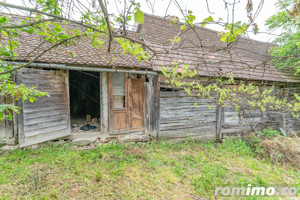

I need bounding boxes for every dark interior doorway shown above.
[69,70,100,131]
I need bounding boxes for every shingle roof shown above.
[14,34,151,69]
[2,13,299,82]
[142,14,300,83]
[3,14,151,69]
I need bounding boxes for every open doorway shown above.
[69,70,100,132]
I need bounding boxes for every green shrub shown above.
[243,136,262,154]
[257,129,282,138]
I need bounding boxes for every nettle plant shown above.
[162,64,300,122]
[0,0,149,121]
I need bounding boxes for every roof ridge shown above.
[143,12,275,46]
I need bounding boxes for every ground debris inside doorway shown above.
[71,118,101,133]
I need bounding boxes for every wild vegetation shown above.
[0,133,299,199]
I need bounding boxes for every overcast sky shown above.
[5,0,279,42]
[109,0,279,42]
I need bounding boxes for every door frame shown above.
[108,72,129,134]
[108,72,145,134]
[127,75,145,132]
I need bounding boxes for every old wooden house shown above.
[1,14,300,147]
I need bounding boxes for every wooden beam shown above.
[145,75,160,139]
[153,76,160,139]
[145,75,153,136]
[65,70,71,134]
[100,72,109,132]
[216,104,224,140]
[16,71,25,145]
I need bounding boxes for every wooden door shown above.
[16,68,71,147]
[109,73,128,133]
[109,73,145,133]
[128,77,145,131]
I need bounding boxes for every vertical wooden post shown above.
[283,83,290,133]
[13,105,18,138]
[282,112,287,132]
[65,70,71,134]
[100,72,109,132]
[16,70,25,145]
[145,75,153,136]
[2,74,14,139]
[216,104,224,140]
[17,100,24,144]
[4,118,13,138]
[145,75,160,139]
[153,76,160,139]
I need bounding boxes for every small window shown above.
[112,73,125,108]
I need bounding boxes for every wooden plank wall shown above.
[159,88,300,141]
[287,116,300,134]
[18,68,71,147]
[159,90,217,141]
[222,108,300,137]
[222,108,265,137]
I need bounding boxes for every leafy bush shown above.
[243,136,262,154]
[257,129,282,138]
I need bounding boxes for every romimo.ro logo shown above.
[214,185,297,197]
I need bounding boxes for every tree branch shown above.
[0,18,56,29]
[0,2,106,34]
[98,0,114,53]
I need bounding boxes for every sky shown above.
[107,0,280,42]
[4,0,280,42]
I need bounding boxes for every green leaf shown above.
[70,52,76,58]
[134,9,144,24]
[206,16,214,22]
[0,16,7,24]
[21,27,35,34]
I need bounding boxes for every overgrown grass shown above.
[0,138,299,199]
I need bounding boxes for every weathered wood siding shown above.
[159,90,217,141]
[222,108,264,137]
[287,116,300,134]
[0,97,13,139]
[222,108,300,137]
[145,75,160,138]
[159,88,300,140]
[17,68,71,147]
